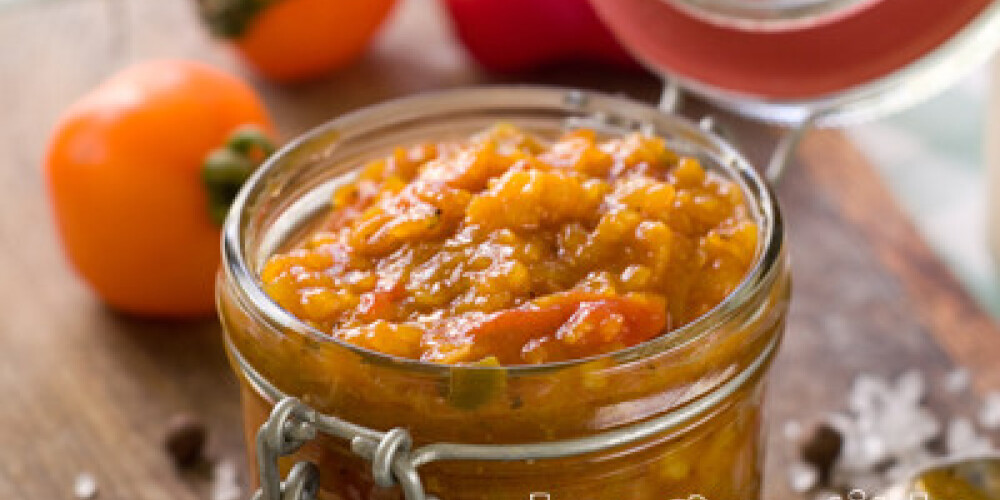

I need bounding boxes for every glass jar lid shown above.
[591,0,1000,126]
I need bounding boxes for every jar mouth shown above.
[221,86,785,375]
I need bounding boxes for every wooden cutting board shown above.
[0,0,997,499]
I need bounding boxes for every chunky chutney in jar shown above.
[218,88,789,500]
[261,124,757,365]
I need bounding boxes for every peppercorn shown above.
[163,413,208,468]
[801,422,844,485]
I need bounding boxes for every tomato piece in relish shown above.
[261,125,757,365]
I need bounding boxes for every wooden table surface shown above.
[1,1,998,499]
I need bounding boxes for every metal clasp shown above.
[253,397,436,500]
[253,398,320,500]
[659,77,822,184]
[235,333,778,500]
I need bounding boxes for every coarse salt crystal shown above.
[212,458,241,500]
[895,370,925,405]
[784,419,804,441]
[788,461,819,493]
[943,368,971,394]
[73,473,98,500]
[946,417,993,456]
[980,391,1000,430]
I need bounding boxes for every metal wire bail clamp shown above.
[233,330,778,500]
[253,398,320,500]
[658,77,821,185]
[252,396,434,500]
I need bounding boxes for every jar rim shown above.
[220,86,785,375]
[664,0,879,30]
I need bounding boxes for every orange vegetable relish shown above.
[261,125,758,365]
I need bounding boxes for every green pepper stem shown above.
[195,0,274,38]
[203,125,276,225]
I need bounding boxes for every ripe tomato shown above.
[198,0,398,83]
[45,60,273,317]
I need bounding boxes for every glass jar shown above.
[217,87,791,500]
[988,54,1000,267]
[590,0,1000,126]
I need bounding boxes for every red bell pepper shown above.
[441,0,639,73]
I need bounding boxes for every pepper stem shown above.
[195,0,274,38]
[203,125,275,225]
